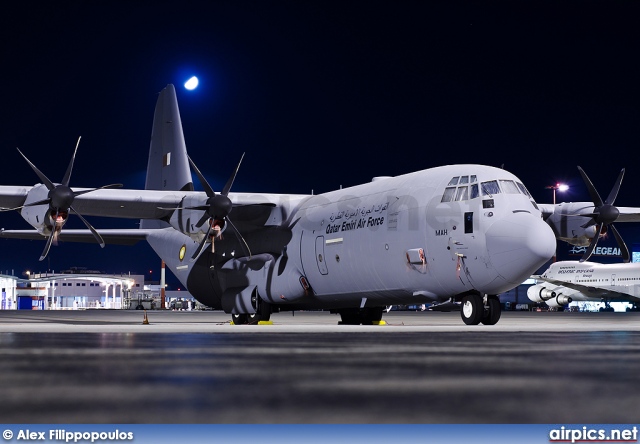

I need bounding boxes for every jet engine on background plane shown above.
[527,284,573,308]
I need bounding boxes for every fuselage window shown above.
[448,177,460,186]
[455,186,468,201]
[500,180,520,194]
[442,187,456,202]
[470,184,479,199]
[459,176,469,184]
[481,180,501,196]
[470,175,477,183]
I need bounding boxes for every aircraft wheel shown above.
[247,292,271,324]
[361,307,384,325]
[461,294,483,325]
[481,296,501,325]
[231,313,248,325]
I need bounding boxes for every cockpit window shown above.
[470,183,479,199]
[481,180,501,196]
[500,180,520,194]
[442,187,456,202]
[455,186,468,201]
[441,175,481,202]
[516,182,532,198]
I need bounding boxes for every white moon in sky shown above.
[184,76,199,90]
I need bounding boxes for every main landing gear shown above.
[460,294,501,325]
[335,307,386,325]
[231,292,272,325]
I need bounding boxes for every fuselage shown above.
[160,164,556,312]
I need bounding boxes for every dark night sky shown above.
[1,1,639,284]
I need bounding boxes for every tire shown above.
[461,294,483,325]
[481,296,501,325]
[247,291,271,324]
[231,313,248,325]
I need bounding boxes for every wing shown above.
[533,275,638,301]
[0,228,150,245]
[539,203,640,223]
[0,186,31,210]
[614,207,640,223]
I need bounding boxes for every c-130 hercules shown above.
[2,85,638,325]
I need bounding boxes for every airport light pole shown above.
[546,183,569,261]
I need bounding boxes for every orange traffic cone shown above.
[142,310,150,325]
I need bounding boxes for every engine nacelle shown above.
[19,183,69,235]
[545,294,573,308]
[527,284,556,303]
[168,195,227,241]
[545,202,599,247]
[528,284,572,307]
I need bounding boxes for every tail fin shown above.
[141,84,193,229]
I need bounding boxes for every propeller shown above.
[186,153,251,260]
[576,166,629,263]
[10,137,122,261]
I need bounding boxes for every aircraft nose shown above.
[485,211,556,285]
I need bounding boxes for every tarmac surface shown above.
[0,309,639,423]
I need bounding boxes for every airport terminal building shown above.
[2,270,146,310]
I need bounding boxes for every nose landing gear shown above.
[460,294,501,325]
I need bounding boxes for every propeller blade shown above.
[577,166,604,208]
[221,152,245,196]
[604,168,625,206]
[226,216,251,258]
[609,224,630,263]
[70,206,105,248]
[16,148,56,191]
[194,212,210,229]
[0,198,52,212]
[156,205,210,211]
[580,222,603,262]
[192,224,212,260]
[39,233,55,261]
[61,136,81,187]
[187,156,215,197]
[72,183,123,198]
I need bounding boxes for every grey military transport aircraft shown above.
[1,84,638,326]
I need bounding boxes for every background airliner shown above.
[529,261,640,311]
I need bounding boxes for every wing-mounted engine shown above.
[20,184,66,235]
[527,284,573,307]
[545,166,629,262]
[3,138,122,260]
[162,153,251,261]
[168,194,227,241]
[545,202,599,247]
